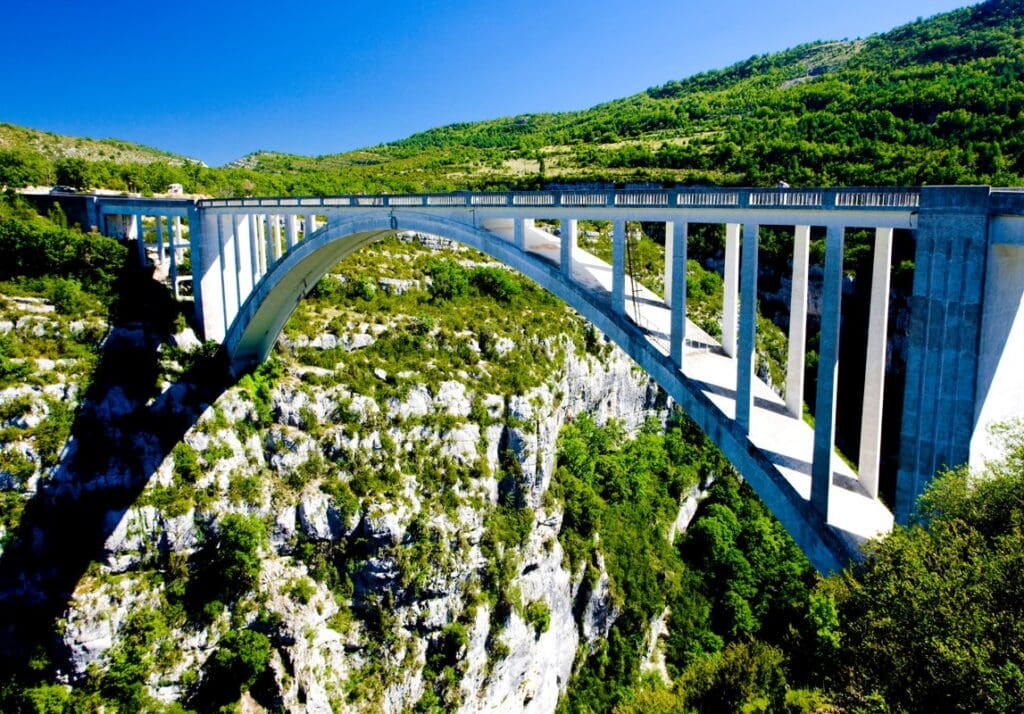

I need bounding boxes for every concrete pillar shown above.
[155,216,165,266]
[612,220,626,316]
[217,214,239,336]
[812,224,845,518]
[514,218,526,251]
[560,218,577,278]
[664,222,675,307]
[669,222,687,367]
[722,223,741,357]
[786,225,811,417]
[168,215,179,288]
[195,209,224,341]
[306,214,318,237]
[858,227,893,499]
[286,214,298,249]
[264,214,276,270]
[249,214,261,283]
[736,223,759,430]
[233,214,253,308]
[135,214,146,266]
[897,186,991,523]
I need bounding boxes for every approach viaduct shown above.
[66,185,1024,573]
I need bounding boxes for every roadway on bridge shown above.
[502,220,895,548]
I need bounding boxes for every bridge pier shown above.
[722,223,741,357]
[560,219,576,278]
[859,227,894,499]
[896,186,991,522]
[786,225,810,418]
[736,222,758,430]
[612,220,625,315]
[669,221,687,367]
[812,225,846,519]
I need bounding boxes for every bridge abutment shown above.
[896,186,991,522]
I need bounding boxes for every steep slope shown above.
[0,123,196,167]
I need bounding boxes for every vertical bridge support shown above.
[896,186,991,522]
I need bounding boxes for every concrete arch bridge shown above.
[87,186,1024,573]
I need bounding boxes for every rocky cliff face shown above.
[56,236,678,712]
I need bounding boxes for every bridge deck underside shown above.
[500,221,895,549]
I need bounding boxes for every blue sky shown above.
[1,0,974,166]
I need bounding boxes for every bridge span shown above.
[83,186,1024,573]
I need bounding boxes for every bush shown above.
[427,259,467,300]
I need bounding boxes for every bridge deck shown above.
[508,221,894,547]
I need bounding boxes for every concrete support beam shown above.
[195,210,223,340]
[514,218,526,251]
[217,214,239,336]
[669,222,687,367]
[233,214,253,309]
[135,214,146,266]
[249,214,261,283]
[897,186,991,522]
[858,227,893,499]
[612,220,626,315]
[286,214,298,249]
[786,225,811,417]
[812,225,846,518]
[722,223,741,357]
[306,214,318,237]
[560,218,576,278]
[664,222,675,307]
[736,223,759,430]
[155,216,165,266]
[264,214,276,270]
[169,216,179,287]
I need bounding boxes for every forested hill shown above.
[2,0,1023,195]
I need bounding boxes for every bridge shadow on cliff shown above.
[0,261,232,679]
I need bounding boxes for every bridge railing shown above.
[198,187,923,212]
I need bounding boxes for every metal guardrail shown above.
[197,187,923,211]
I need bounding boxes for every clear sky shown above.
[1,0,974,166]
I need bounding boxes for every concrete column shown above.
[249,214,261,283]
[155,216,165,266]
[664,222,675,307]
[560,218,577,278]
[858,227,893,499]
[195,209,224,341]
[897,186,991,523]
[786,225,811,417]
[514,218,526,251]
[135,214,146,266]
[722,223,741,357]
[218,214,239,335]
[286,214,298,249]
[264,214,276,270]
[612,220,626,316]
[306,214,318,237]
[736,223,759,431]
[669,222,687,367]
[812,224,846,518]
[233,214,253,308]
[168,216,179,288]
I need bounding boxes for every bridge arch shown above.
[220,209,859,573]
